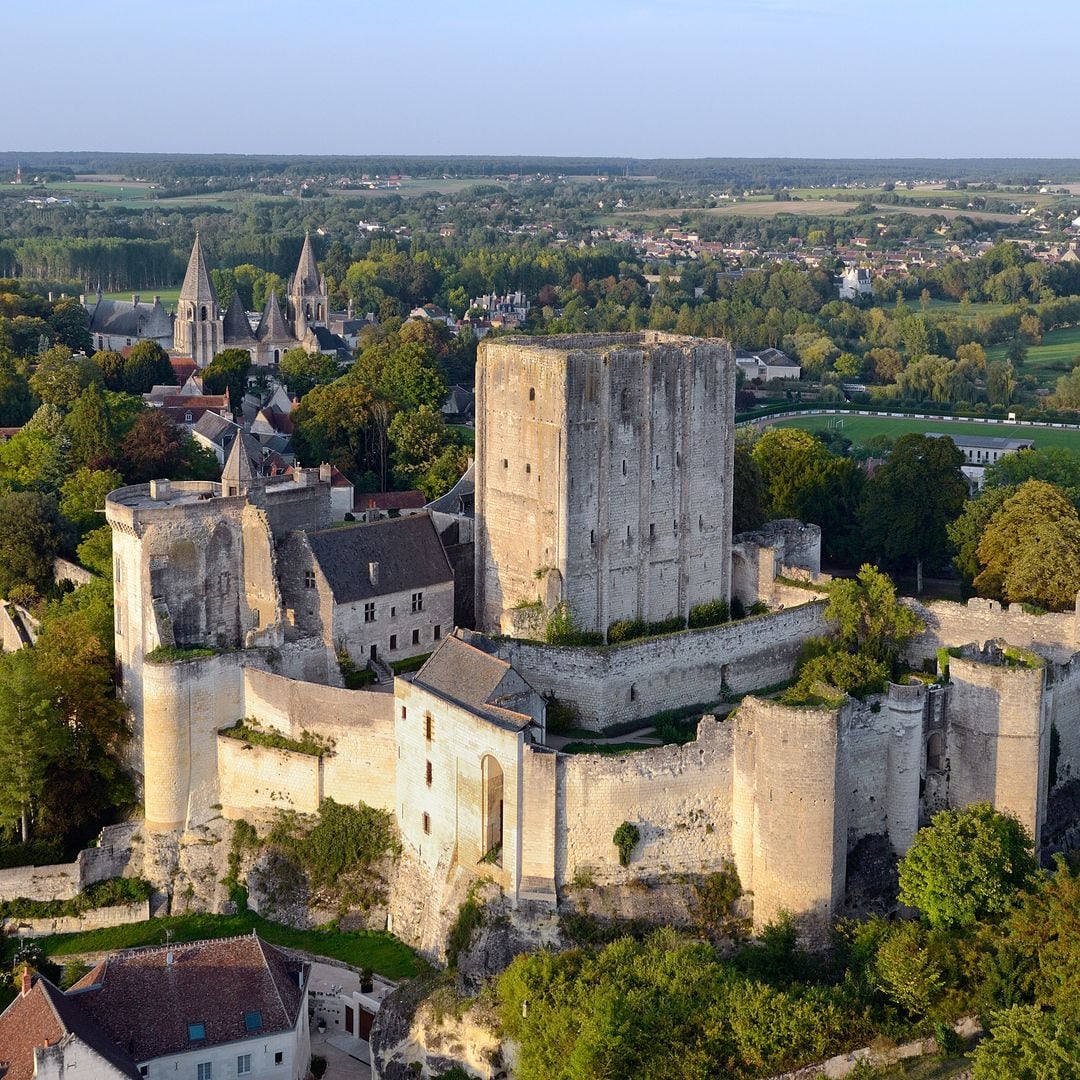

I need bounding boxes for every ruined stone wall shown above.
[909,597,1078,664]
[556,716,735,886]
[217,737,321,815]
[3,899,151,939]
[947,655,1050,847]
[496,601,827,728]
[242,668,397,811]
[0,862,81,903]
[257,477,331,539]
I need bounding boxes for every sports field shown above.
[772,412,1080,450]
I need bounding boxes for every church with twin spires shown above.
[173,231,341,368]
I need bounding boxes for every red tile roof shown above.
[69,935,307,1062]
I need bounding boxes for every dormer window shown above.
[244,1010,262,1032]
[188,1022,206,1041]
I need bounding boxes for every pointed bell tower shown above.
[287,232,329,340]
[175,233,223,368]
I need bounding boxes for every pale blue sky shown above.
[3,0,1073,157]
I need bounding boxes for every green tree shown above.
[201,348,251,410]
[0,355,35,425]
[292,378,375,479]
[1053,365,1080,410]
[0,650,67,843]
[898,803,1037,930]
[974,480,1080,610]
[0,491,67,597]
[354,339,447,411]
[122,340,174,395]
[823,564,923,666]
[946,486,1015,588]
[119,409,185,483]
[417,444,468,502]
[59,467,124,535]
[732,441,766,535]
[872,921,945,1019]
[972,1005,1080,1080]
[388,405,452,486]
[985,447,1080,509]
[46,297,91,354]
[860,433,967,592]
[29,347,102,410]
[279,347,339,397]
[65,383,116,469]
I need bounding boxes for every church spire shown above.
[179,232,217,305]
[294,232,320,295]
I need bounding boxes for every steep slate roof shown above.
[0,973,138,1080]
[87,297,172,339]
[256,290,294,343]
[308,325,351,358]
[179,233,217,305]
[292,233,322,294]
[192,410,239,444]
[307,512,452,604]
[425,459,474,515]
[68,935,307,1063]
[222,291,256,343]
[413,634,534,731]
[222,428,256,485]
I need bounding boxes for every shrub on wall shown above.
[688,599,730,629]
[613,821,640,867]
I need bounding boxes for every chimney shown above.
[154,294,161,304]
[368,561,379,587]
[21,967,31,996]
[133,293,140,306]
[47,291,54,302]
[166,950,174,967]
[319,462,332,483]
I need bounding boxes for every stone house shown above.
[86,292,173,353]
[283,513,455,668]
[0,937,310,1080]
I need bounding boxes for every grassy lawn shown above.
[449,423,475,447]
[986,324,1080,374]
[95,286,183,307]
[773,413,1080,450]
[921,298,1015,320]
[8,911,422,980]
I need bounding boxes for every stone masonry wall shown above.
[217,737,322,815]
[497,601,827,728]
[242,668,397,812]
[556,716,735,886]
[2,899,151,939]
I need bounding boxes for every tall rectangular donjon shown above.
[475,332,736,637]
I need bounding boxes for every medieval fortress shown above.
[90,331,1080,938]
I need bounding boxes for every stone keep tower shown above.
[287,232,329,340]
[475,332,736,637]
[173,233,223,367]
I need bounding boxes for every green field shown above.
[987,324,1080,374]
[96,286,182,306]
[921,298,1015,320]
[3,910,421,979]
[773,412,1080,450]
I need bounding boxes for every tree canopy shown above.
[898,802,1037,930]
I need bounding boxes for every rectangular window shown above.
[425,715,433,741]
[116,609,123,637]
[188,1023,206,1042]
[433,624,441,641]
[196,1064,212,1080]
[304,570,316,589]
[274,1053,283,1066]
[412,628,420,645]
[237,1056,252,1077]
[425,760,432,786]
[243,1011,262,1032]
[364,601,376,623]
[411,591,423,613]
[390,605,396,617]
[390,634,398,651]
[400,705,407,721]
[140,1069,148,1078]
[114,557,121,583]
[423,811,431,834]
